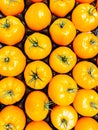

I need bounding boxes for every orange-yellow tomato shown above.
[49,0,75,17]
[49,18,76,46]
[73,89,98,116]
[0,0,24,16]
[25,2,52,31]
[74,117,98,130]
[0,46,26,76]
[0,16,25,45]
[72,61,98,89]
[0,105,26,130]
[0,77,25,105]
[24,32,52,60]
[24,60,52,89]
[25,121,52,130]
[49,47,77,73]
[76,0,95,3]
[25,91,49,121]
[48,74,78,106]
[50,105,78,130]
[72,3,98,32]
[73,32,98,59]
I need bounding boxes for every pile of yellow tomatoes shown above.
[0,0,98,130]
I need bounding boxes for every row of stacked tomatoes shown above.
[0,0,98,130]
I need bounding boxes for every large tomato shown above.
[72,3,98,32]
[49,0,75,17]
[0,16,25,45]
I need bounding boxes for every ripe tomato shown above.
[49,0,75,17]
[24,32,52,60]
[49,47,77,73]
[73,32,98,59]
[72,3,98,32]
[0,16,25,45]
[24,60,52,89]
[49,18,76,46]
[72,61,98,89]
[0,0,24,16]
[25,91,49,121]
[25,121,52,130]
[75,0,94,3]
[74,117,98,130]
[73,89,98,116]
[50,105,78,130]
[0,105,26,130]
[48,74,78,106]
[0,77,25,105]
[0,46,26,76]
[25,2,52,31]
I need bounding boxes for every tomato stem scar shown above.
[90,102,98,109]
[28,37,42,48]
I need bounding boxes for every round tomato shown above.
[73,32,98,59]
[48,74,78,106]
[0,46,26,76]
[0,0,24,16]
[50,105,78,130]
[25,91,49,121]
[24,60,52,89]
[49,47,77,73]
[49,0,75,17]
[24,32,52,60]
[74,117,98,130]
[25,121,52,130]
[72,61,98,89]
[0,77,25,105]
[72,3,98,32]
[25,2,52,31]
[0,16,25,45]
[73,89,98,116]
[0,105,26,130]
[76,0,95,3]
[49,18,76,46]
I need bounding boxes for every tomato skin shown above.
[48,74,78,106]
[25,91,49,121]
[72,61,98,89]
[49,18,76,46]
[49,47,77,73]
[0,77,25,105]
[50,105,78,130]
[0,0,24,16]
[73,89,98,116]
[25,2,52,31]
[0,46,26,76]
[73,32,98,59]
[0,105,26,130]
[24,60,52,89]
[24,32,52,60]
[76,0,94,3]
[74,117,98,130]
[25,121,52,130]
[0,16,25,45]
[72,3,98,32]
[49,0,75,17]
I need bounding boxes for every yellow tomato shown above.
[0,77,25,105]
[48,74,78,106]
[73,32,98,59]
[49,18,76,46]
[49,47,77,73]
[24,32,52,60]
[24,60,52,89]
[72,61,98,89]
[0,16,25,45]
[72,3,98,32]
[0,46,26,76]
[73,89,98,116]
